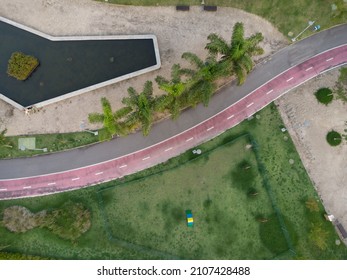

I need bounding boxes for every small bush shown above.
[7,52,39,81]
[326,130,342,146]
[314,88,333,105]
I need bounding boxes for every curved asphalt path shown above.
[1,24,347,199]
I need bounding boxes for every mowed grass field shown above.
[100,136,276,259]
[1,104,347,259]
[99,0,347,38]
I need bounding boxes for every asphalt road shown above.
[1,24,347,180]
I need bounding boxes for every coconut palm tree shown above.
[155,64,190,120]
[88,97,131,140]
[205,22,264,85]
[181,52,227,107]
[122,81,155,136]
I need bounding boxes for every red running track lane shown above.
[0,44,347,199]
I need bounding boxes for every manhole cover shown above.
[288,31,294,37]
[289,159,294,164]
[336,239,341,245]
[283,136,288,141]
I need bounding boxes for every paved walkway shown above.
[0,24,347,199]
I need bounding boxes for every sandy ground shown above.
[276,68,347,237]
[0,0,287,135]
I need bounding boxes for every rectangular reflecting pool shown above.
[0,17,160,108]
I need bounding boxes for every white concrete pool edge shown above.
[0,16,161,110]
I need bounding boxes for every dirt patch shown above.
[0,0,287,135]
[276,68,347,235]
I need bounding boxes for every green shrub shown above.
[2,202,91,241]
[326,130,342,146]
[314,88,333,105]
[7,52,39,81]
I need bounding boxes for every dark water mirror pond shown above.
[0,19,159,107]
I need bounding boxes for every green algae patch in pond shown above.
[7,52,39,81]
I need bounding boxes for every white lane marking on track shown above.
[286,77,294,82]
[186,137,194,142]
[95,172,103,175]
[142,156,150,161]
[246,102,254,108]
[326,57,334,62]
[23,186,32,189]
[206,126,214,131]
[165,147,173,152]
[0,188,7,191]
[266,89,273,95]
[227,115,234,120]
[305,67,313,71]
[71,177,80,181]
[47,182,56,186]
[119,164,127,169]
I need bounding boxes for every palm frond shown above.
[88,113,104,124]
[231,22,244,44]
[121,96,133,107]
[127,86,138,101]
[180,68,196,78]
[247,32,264,46]
[233,64,246,85]
[170,98,181,120]
[142,81,153,99]
[155,75,169,86]
[239,54,254,73]
[182,52,204,69]
[171,64,182,84]
[113,106,132,119]
[154,94,172,112]
[205,33,229,56]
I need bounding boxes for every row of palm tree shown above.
[89,22,264,138]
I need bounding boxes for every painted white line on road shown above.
[71,177,80,181]
[186,137,194,142]
[95,172,103,175]
[227,115,234,120]
[305,67,313,71]
[23,186,32,189]
[246,102,254,108]
[0,188,7,191]
[165,147,173,152]
[326,57,334,62]
[119,164,127,169]
[266,89,273,95]
[47,182,56,186]
[286,77,294,82]
[142,156,150,161]
[206,126,214,131]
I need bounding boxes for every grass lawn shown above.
[0,131,99,159]
[100,136,276,259]
[97,0,347,39]
[0,104,346,259]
